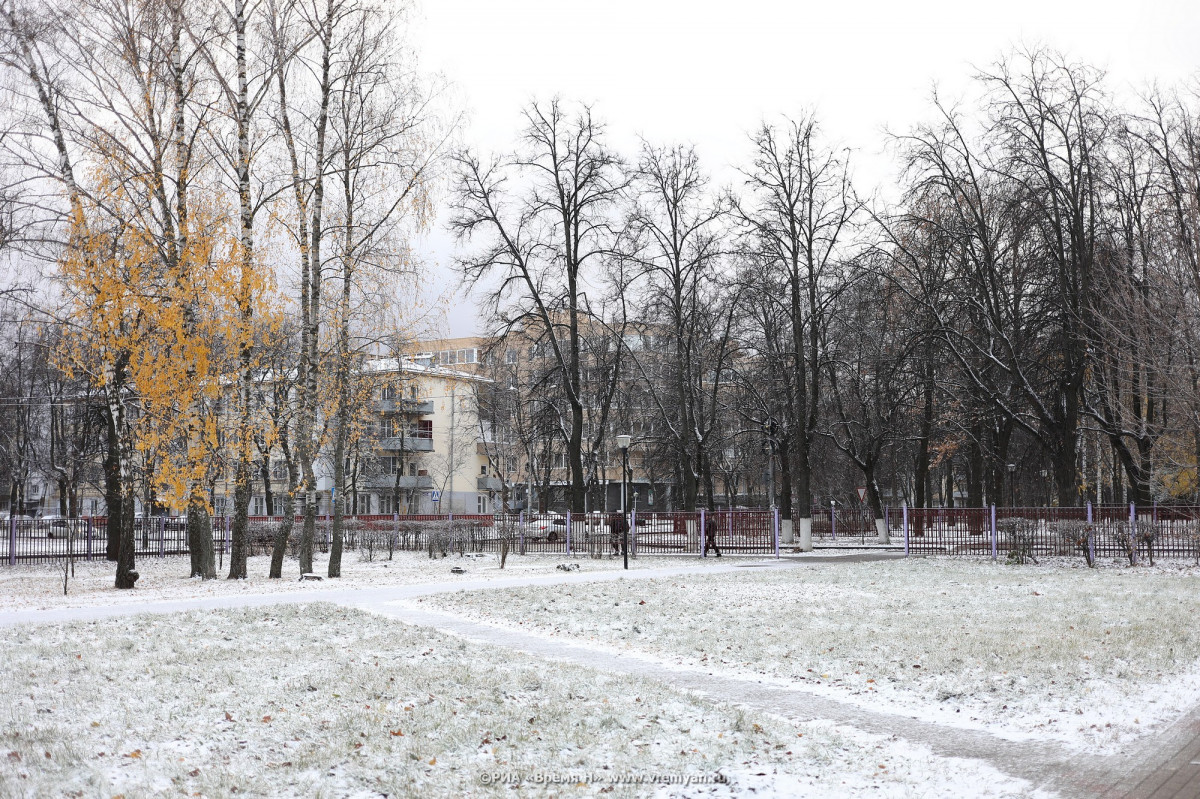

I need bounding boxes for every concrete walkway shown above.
[1,552,1194,798]
[371,601,1077,795]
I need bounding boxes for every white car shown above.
[524,514,567,540]
[632,516,676,535]
[38,515,85,537]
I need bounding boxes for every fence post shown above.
[9,514,15,566]
[700,508,706,558]
[1129,502,1137,566]
[159,515,165,558]
[773,507,780,558]
[902,502,909,558]
[831,504,836,539]
[86,518,93,562]
[225,514,232,555]
[990,505,997,562]
[566,510,572,557]
[518,510,525,555]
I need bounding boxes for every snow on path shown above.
[0,558,797,627]
[1,552,1132,797]
[365,600,1079,797]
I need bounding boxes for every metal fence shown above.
[1,510,784,565]
[875,504,1200,562]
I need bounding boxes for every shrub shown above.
[1052,520,1096,567]
[998,517,1038,564]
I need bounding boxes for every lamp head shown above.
[616,434,631,451]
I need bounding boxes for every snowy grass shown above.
[0,550,729,612]
[0,605,1039,798]
[423,556,1200,752]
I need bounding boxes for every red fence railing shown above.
[0,510,783,564]
[12,505,1192,565]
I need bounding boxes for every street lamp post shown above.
[1008,463,1017,508]
[764,420,775,511]
[617,434,631,570]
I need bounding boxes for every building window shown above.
[382,383,397,401]
[477,495,488,513]
[505,349,518,364]
[250,496,265,516]
[271,460,287,480]
[481,464,488,475]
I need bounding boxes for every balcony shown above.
[378,435,434,452]
[477,476,504,491]
[379,398,434,415]
[364,474,434,490]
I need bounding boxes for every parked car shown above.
[38,515,88,538]
[526,513,567,541]
[633,515,676,535]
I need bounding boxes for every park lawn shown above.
[0,603,1039,798]
[423,556,1200,753]
[0,550,728,612]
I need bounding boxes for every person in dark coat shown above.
[703,513,721,557]
[607,512,628,556]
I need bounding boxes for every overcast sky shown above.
[410,0,1200,336]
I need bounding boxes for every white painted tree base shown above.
[797,517,813,551]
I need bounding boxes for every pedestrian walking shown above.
[704,512,722,557]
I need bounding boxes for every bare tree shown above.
[738,115,859,548]
[451,99,626,514]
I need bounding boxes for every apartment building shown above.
[416,327,673,513]
[352,356,493,515]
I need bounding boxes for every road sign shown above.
[430,490,441,503]
[856,487,867,503]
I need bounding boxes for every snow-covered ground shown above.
[0,551,735,612]
[422,556,1200,753]
[0,604,1042,798]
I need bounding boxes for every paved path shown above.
[371,601,1077,794]
[0,559,766,627]
[2,551,1195,798]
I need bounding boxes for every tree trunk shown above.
[268,463,299,578]
[188,496,216,579]
[227,458,251,579]
[864,470,887,543]
[103,407,122,561]
[966,428,984,507]
[261,452,274,516]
